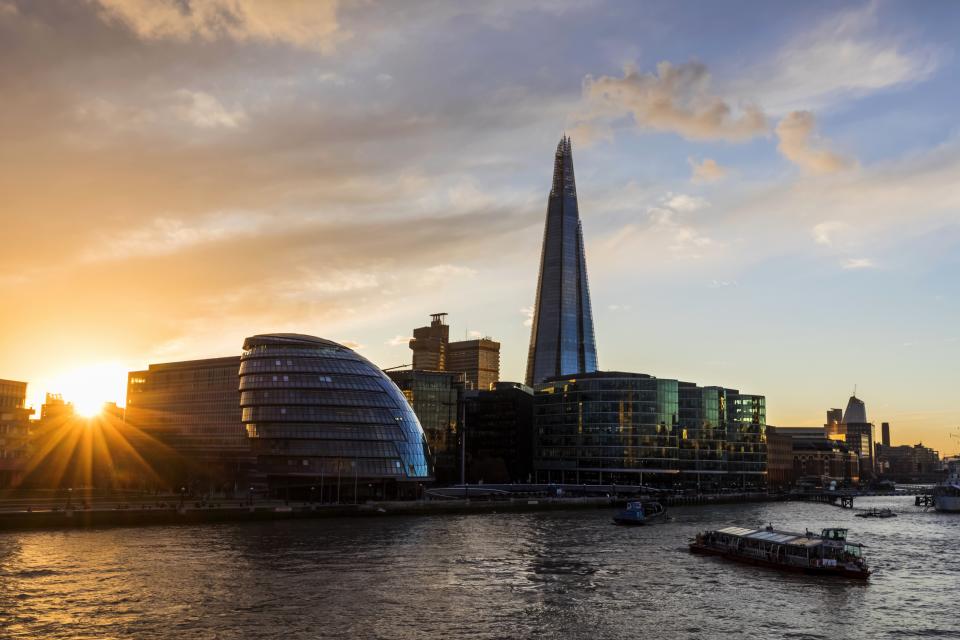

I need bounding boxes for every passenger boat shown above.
[934,459,960,513]
[855,508,896,518]
[689,525,870,579]
[612,501,665,525]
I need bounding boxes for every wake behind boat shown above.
[690,525,870,579]
[612,501,665,525]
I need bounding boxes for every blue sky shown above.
[0,0,957,452]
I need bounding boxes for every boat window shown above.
[844,544,862,558]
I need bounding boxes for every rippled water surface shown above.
[1,497,958,639]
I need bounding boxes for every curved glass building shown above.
[240,333,432,500]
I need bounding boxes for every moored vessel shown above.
[933,459,960,513]
[690,525,870,579]
[612,501,665,525]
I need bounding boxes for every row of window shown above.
[239,374,386,393]
[239,359,381,377]
[241,406,406,424]
[246,424,407,442]
[239,389,399,410]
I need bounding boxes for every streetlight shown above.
[249,486,255,508]
[66,487,73,511]
[180,486,186,509]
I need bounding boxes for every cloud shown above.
[776,111,854,174]
[386,335,412,347]
[688,157,727,183]
[173,90,247,128]
[647,193,714,253]
[520,306,533,328]
[736,3,938,113]
[812,221,851,247]
[842,257,876,270]
[92,0,345,52]
[339,340,365,351]
[579,61,768,142]
[418,264,478,286]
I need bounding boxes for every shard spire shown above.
[525,137,598,386]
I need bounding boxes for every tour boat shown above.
[689,525,870,579]
[612,501,665,525]
[934,459,960,513]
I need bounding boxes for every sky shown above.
[0,0,958,454]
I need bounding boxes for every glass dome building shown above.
[240,333,432,500]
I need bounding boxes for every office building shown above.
[463,382,534,484]
[533,372,765,490]
[447,338,500,390]
[881,422,891,448]
[387,369,463,484]
[410,313,449,371]
[841,395,876,480]
[766,426,859,490]
[408,313,501,390]
[877,443,940,482]
[125,356,247,490]
[241,333,432,500]
[526,136,598,386]
[826,408,843,430]
[0,379,32,488]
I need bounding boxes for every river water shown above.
[0,496,957,639]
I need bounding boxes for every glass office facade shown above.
[526,136,598,386]
[241,333,431,500]
[534,372,766,489]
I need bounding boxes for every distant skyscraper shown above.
[881,422,891,448]
[409,313,449,371]
[525,136,598,386]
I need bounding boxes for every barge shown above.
[690,525,870,579]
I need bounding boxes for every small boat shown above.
[855,508,896,518]
[689,525,870,579]
[612,501,665,525]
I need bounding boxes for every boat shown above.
[855,508,896,518]
[689,525,870,579]
[933,459,960,513]
[612,501,665,525]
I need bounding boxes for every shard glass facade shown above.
[525,136,598,386]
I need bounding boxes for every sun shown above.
[47,362,128,419]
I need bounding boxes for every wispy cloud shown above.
[841,257,876,270]
[735,2,938,113]
[92,0,345,52]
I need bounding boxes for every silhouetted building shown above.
[877,443,940,482]
[767,426,859,490]
[408,313,500,390]
[881,422,891,448]
[410,313,449,371]
[447,338,500,390]
[124,356,247,490]
[534,372,765,490]
[463,382,534,484]
[841,395,875,480]
[241,334,432,500]
[387,369,462,484]
[0,379,32,488]
[526,136,598,386]
[826,408,843,430]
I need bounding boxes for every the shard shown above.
[525,136,598,386]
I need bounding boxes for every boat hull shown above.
[935,495,960,513]
[689,544,870,580]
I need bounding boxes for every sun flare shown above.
[46,362,128,418]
